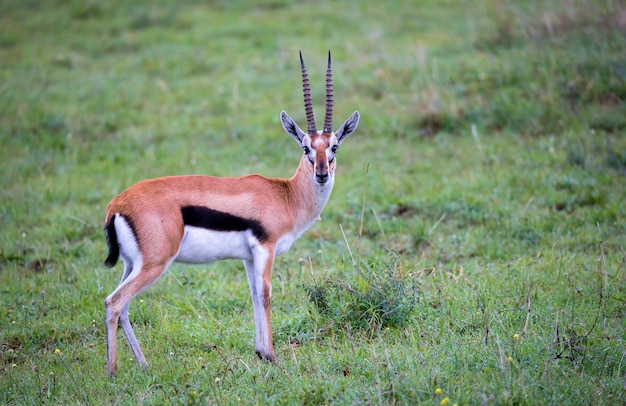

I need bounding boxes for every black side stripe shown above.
[181,206,269,242]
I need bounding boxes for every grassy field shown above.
[1,0,625,404]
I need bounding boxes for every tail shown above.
[104,215,120,267]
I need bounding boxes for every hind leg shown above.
[105,257,173,376]
[105,261,132,377]
[119,302,147,368]
[114,261,148,368]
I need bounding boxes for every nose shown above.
[316,173,329,184]
[316,157,329,184]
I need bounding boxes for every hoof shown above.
[256,350,277,364]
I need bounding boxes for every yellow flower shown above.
[508,356,513,363]
[513,333,520,340]
[440,397,450,405]
[54,349,61,355]
[435,388,442,395]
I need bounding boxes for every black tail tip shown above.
[104,216,120,267]
[104,255,118,268]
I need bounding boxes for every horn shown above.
[323,50,333,134]
[300,51,317,134]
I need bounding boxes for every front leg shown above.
[243,243,276,363]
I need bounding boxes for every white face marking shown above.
[311,137,325,148]
[328,134,339,162]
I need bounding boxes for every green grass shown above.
[1,0,625,404]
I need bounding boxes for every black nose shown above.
[316,173,329,184]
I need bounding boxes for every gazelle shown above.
[103,51,359,376]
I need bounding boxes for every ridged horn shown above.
[300,51,317,134]
[323,51,333,134]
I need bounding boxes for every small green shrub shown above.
[304,253,420,333]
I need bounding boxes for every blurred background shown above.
[1,0,625,404]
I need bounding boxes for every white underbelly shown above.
[175,226,253,264]
[276,233,298,256]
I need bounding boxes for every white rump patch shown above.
[115,215,142,274]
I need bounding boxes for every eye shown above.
[303,146,310,155]
[331,145,338,154]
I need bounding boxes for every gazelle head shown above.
[281,51,360,186]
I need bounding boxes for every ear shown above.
[280,111,307,146]
[335,111,360,146]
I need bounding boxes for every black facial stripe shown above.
[181,206,269,242]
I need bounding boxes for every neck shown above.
[287,155,334,228]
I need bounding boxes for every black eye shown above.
[331,145,338,154]
[303,146,310,155]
